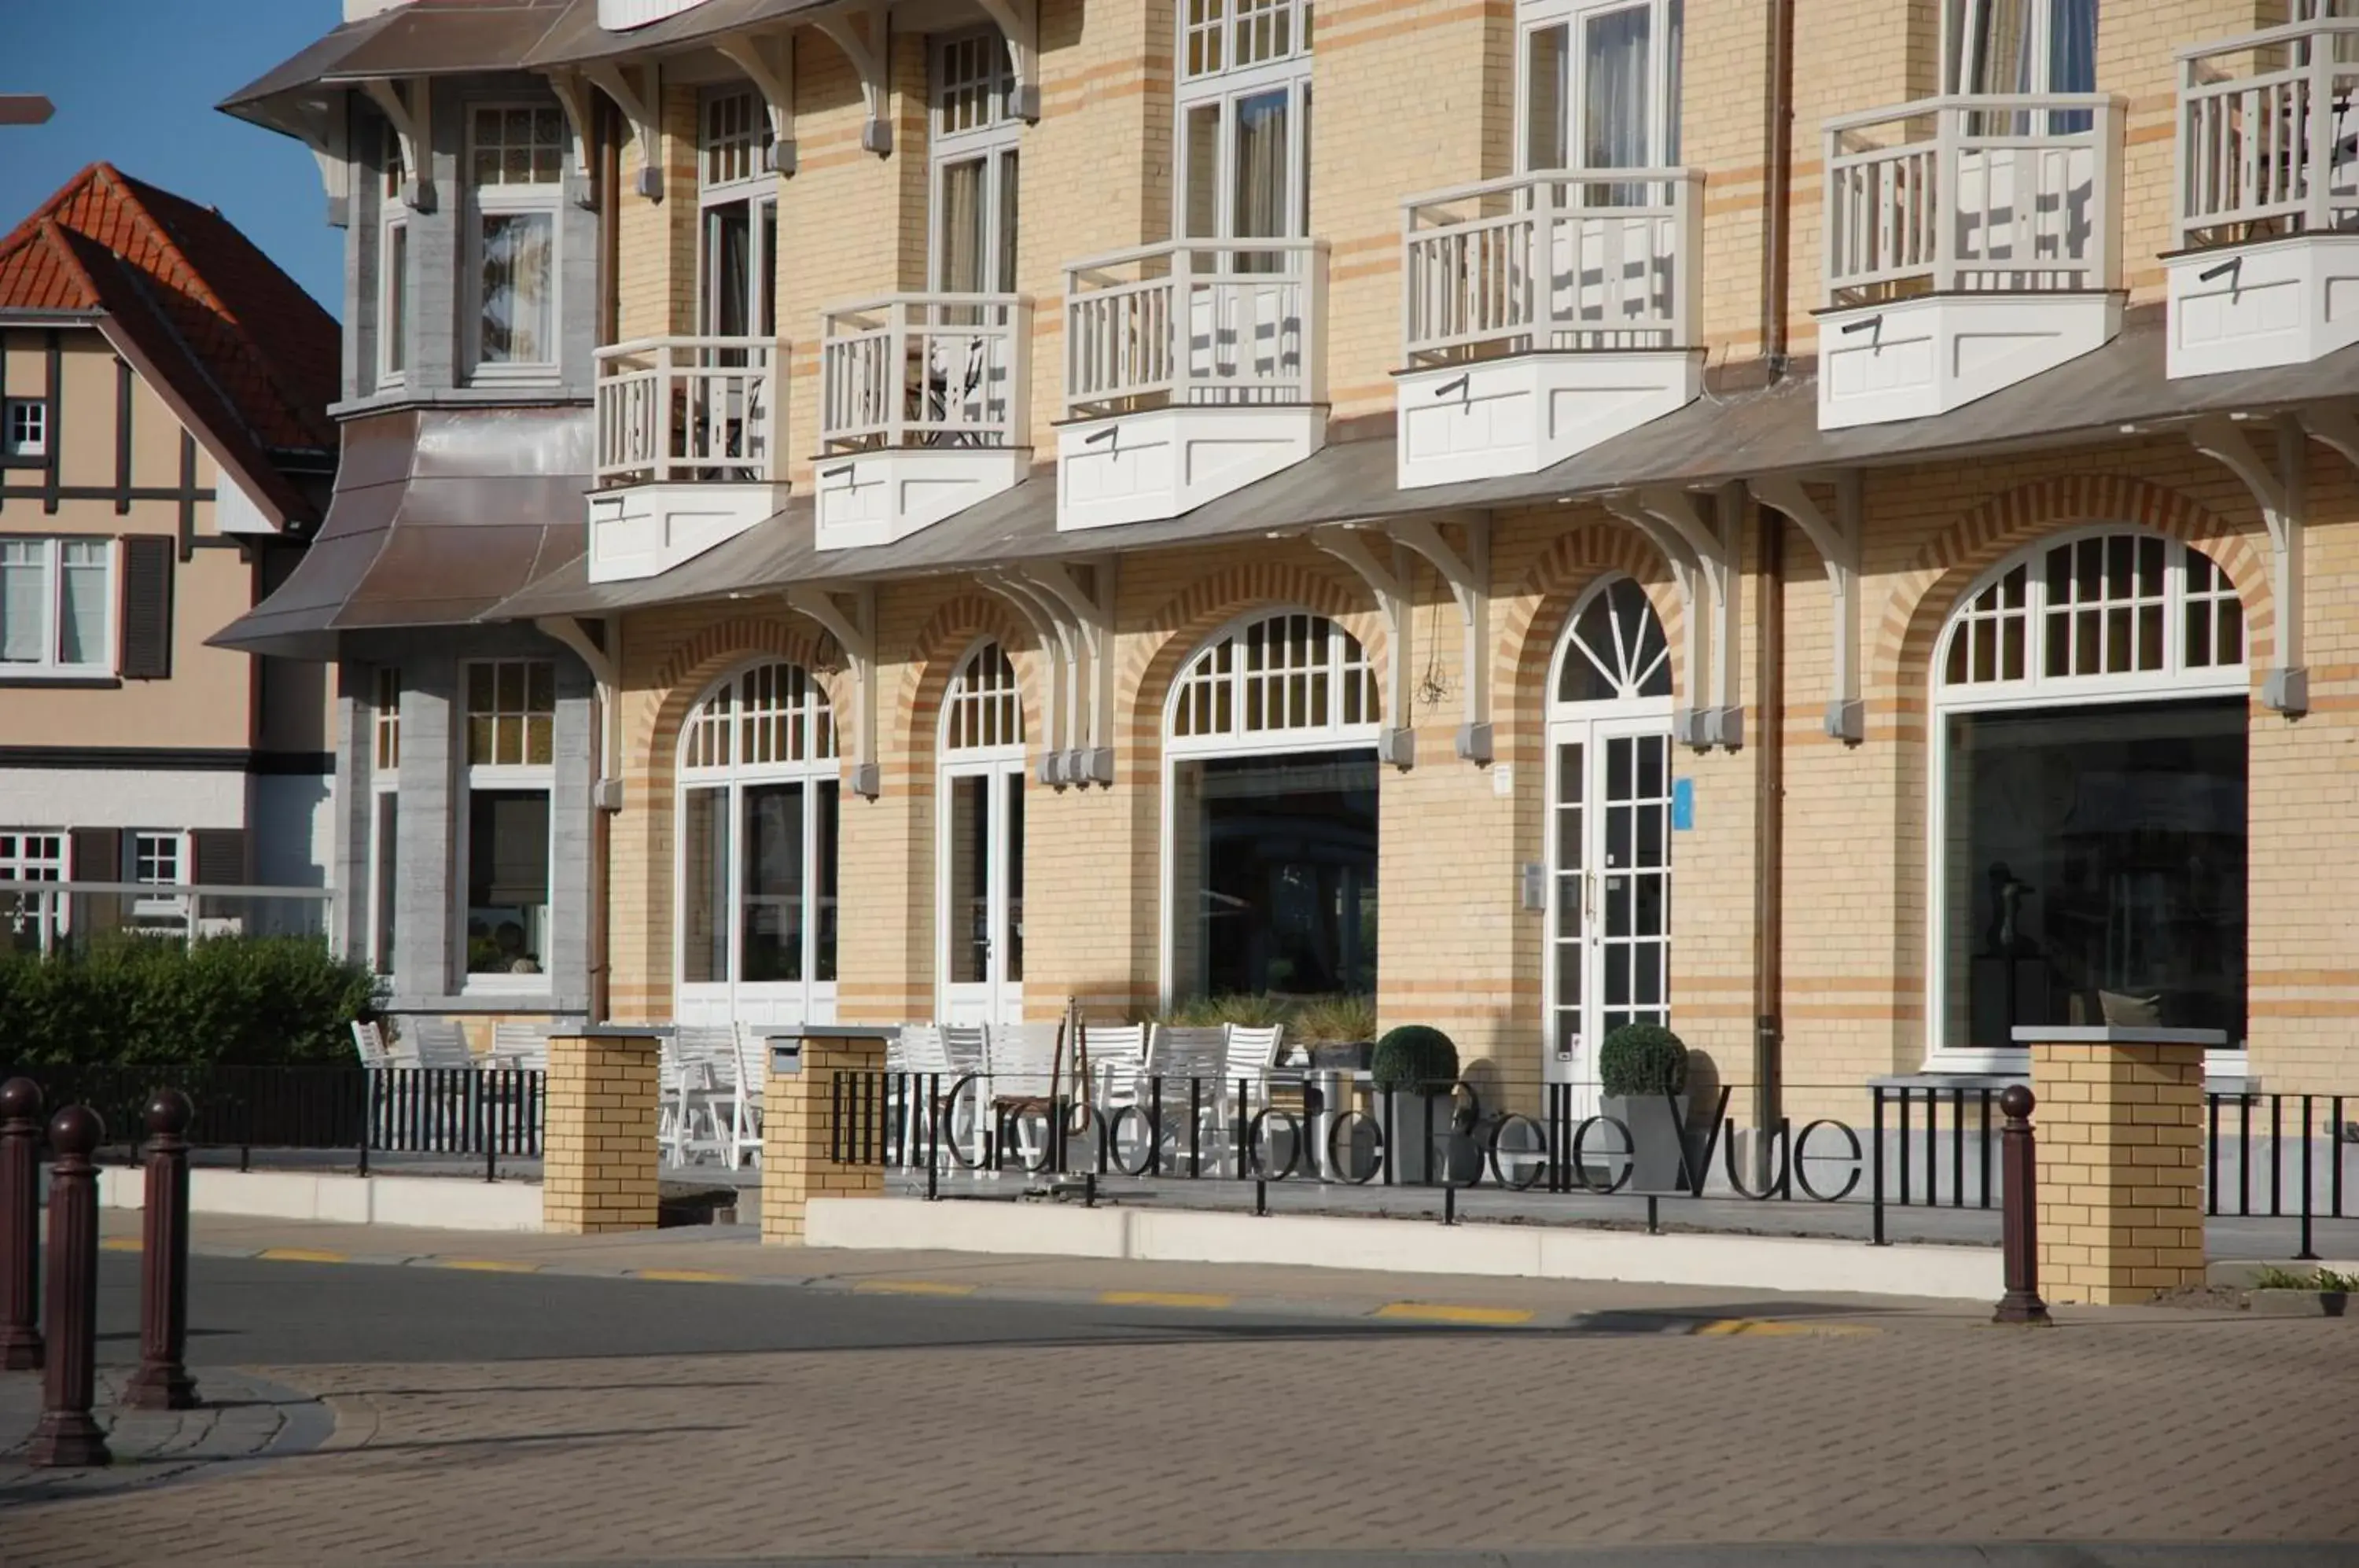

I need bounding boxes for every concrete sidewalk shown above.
[93,1209,2339,1328]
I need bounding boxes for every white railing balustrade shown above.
[1063,238,1329,418]
[2178,18,2359,248]
[1824,94,2122,305]
[819,294,1032,453]
[593,336,781,486]
[1400,169,1701,366]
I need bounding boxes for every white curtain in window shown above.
[57,542,104,666]
[1232,89,1291,239]
[939,157,985,293]
[1581,5,1651,171]
[480,212,554,363]
[1526,24,1570,170]
[0,543,42,664]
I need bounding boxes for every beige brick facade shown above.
[542,1032,661,1234]
[760,1029,890,1243]
[563,0,2359,1112]
[2026,1036,2210,1306]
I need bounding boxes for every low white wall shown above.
[804,1198,2000,1301]
[98,1168,543,1233]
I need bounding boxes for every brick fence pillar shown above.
[543,1031,661,1235]
[761,1026,889,1246]
[2015,1025,2222,1305]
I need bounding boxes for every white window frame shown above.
[1176,2,1313,242]
[929,31,1022,294]
[128,830,190,923]
[0,830,66,951]
[673,660,841,1027]
[1945,0,2098,96]
[462,102,566,385]
[699,86,778,340]
[1925,526,2249,1074]
[1157,609,1382,1006]
[378,125,410,388]
[370,665,402,979]
[937,642,1027,1027]
[0,536,115,678]
[1514,0,1684,174]
[2,398,47,459]
[458,658,557,996]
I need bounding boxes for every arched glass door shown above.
[1546,576,1676,1113]
[939,643,1026,1026]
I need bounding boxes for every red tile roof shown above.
[0,163,338,521]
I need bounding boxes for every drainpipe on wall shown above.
[589,103,623,1025]
[1763,0,1796,380]
[1753,507,1785,1158]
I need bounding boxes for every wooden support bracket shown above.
[1754,471,1863,742]
[359,78,433,212]
[786,585,881,795]
[1389,515,1492,763]
[714,31,797,175]
[2192,414,2306,713]
[973,0,1041,122]
[1310,525,1415,769]
[815,0,893,155]
[582,61,664,200]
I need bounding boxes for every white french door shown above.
[940,760,1025,1026]
[1546,715,1673,1114]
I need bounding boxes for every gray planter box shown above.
[2250,1289,2350,1318]
[1378,1088,1481,1185]
[1599,1092,1694,1193]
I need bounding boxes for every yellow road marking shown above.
[434,1258,542,1274]
[257,1248,348,1264]
[100,1236,142,1253]
[853,1279,977,1297]
[1375,1302,1535,1326]
[1099,1290,1235,1310]
[634,1268,742,1283]
[1692,1318,1877,1338]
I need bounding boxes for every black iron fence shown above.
[827,1070,2355,1254]
[0,1065,543,1178]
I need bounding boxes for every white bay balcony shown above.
[1820,94,2123,429]
[815,294,1032,551]
[2171,18,2359,377]
[1058,237,1329,532]
[1396,169,1702,488]
[588,336,784,583]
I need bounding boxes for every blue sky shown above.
[1,0,347,315]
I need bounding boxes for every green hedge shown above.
[0,937,381,1068]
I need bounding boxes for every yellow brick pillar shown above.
[2018,1026,2221,1305]
[760,1026,890,1246]
[542,1031,661,1235]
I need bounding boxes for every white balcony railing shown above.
[593,336,780,486]
[1400,169,1701,366]
[1824,94,2123,305]
[1063,238,1330,418]
[2178,18,2359,248]
[819,294,1032,454]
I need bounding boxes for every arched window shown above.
[1555,576,1673,705]
[1931,530,2249,1070]
[1170,612,1380,747]
[676,661,839,1025]
[1164,610,1380,1006]
[1544,574,1676,1116]
[939,642,1025,1025]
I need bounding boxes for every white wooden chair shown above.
[350,1019,392,1069]
[490,1021,550,1071]
[893,1024,977,1170]
[723,1024,767,1169]
[668,1025,737,1165]
[410,1018,475,1071]
[1080,1022,1150,1169]
[1141,1025,1226,1170]
[985,1021,1064,1169]
[1214,1023,1287,1175]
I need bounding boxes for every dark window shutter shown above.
[191,829,245,888]
[118,535,174,679]
[69,827,123,881]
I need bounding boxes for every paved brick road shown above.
[2,1282,2353,1566]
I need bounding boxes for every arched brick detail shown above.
[1122,559,1386,747]
[896,592,1045,756]
[635,616,848,782]
[1874,475,2275,700]
[1496,520,1687,731]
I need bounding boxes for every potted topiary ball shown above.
[1370,1025,1476,1184]
[1597,1022,1693,1193]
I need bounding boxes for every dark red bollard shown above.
[1993,1084,2052,1327]
[27,1105,109,1467]
[123,1089,197,1411]
[0,1077,42,1371]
